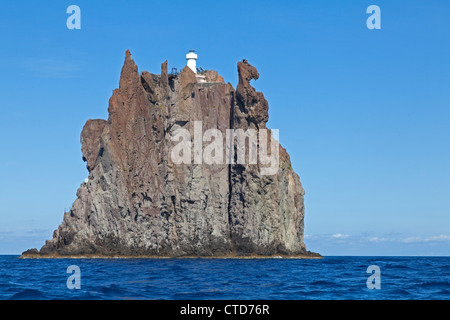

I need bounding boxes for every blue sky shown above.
[0,0,449,255]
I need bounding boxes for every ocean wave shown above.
[8,289,46,300]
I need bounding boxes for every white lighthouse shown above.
[186,49,198,73]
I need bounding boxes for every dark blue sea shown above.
[0,256,448,300]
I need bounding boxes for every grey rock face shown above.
[32,51,318,257]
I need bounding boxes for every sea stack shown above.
[21,50,320,258]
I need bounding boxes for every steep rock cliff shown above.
[22,51,319,258]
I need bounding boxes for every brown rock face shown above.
[31,51,318,257]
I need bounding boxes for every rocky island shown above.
[21,50,320,259]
